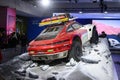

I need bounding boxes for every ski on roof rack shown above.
[39,14,72,26]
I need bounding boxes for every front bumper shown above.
[30,50,68,61]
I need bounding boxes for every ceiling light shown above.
[79,11,82,13]
[41,0,50,7]
[104,11,108,13]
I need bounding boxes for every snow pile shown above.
[61,38,114,80]
[0,38,116,80]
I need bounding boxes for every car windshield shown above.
[35,25,64,41]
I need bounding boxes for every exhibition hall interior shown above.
[0,0,120,80]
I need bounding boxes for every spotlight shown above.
[79,11,82,13]
[104,11,108,14]
[41,0,50,7]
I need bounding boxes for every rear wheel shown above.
[90,26,99,44]
[68,41,82,62]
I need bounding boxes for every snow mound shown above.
[78,62,113,80]
[81,54,101,64]
[64,63,92,80]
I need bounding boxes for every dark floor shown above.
[111,53,120,80]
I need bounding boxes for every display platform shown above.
[0,38,118,80]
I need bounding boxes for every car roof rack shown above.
[39,13,76,26]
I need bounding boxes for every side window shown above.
[67,25,74,32]
[72,23,82,30]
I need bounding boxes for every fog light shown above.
[47,49,54,52]
[29,51,35,54]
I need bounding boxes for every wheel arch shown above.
[72,35,82,45]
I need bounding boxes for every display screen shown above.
[93,20,120,35]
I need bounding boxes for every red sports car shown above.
[28,14,98,62]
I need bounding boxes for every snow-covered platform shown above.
[0,38,118,80]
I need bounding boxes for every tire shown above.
[68,41,82,62]
[90,26,99,44]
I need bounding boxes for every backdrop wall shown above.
[27,17,46,41]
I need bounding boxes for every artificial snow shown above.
[40,65,50,71]
[30,63,38,68]
[81,54,101,64]
[66,58,77,67]
[0,38,118,80]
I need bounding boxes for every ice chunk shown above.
[66,62,71,66]
[18,53,30,61]
[66,58,77,67]
[30,63,38,68]
[40,65,49,71]
[16,68,26,73]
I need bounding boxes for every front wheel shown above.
[68,41,83,62]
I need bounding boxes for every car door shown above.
[72,23,88,44]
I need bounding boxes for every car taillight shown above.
[52,39,69,45]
